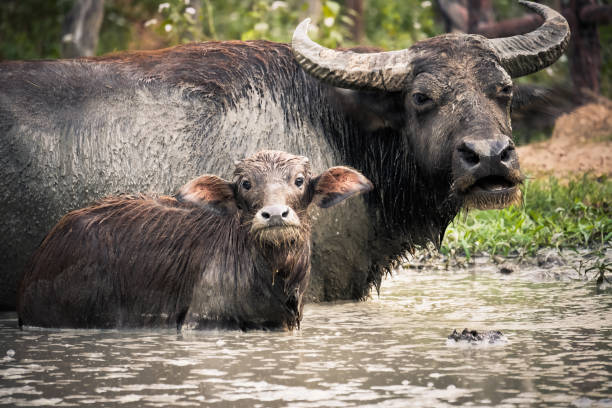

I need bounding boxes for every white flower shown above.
[158,2,170,13]
[144,18,158,27]
[421,1,432,7]
[185,7,196,15]
[324,17,334,27]
[165,24,173,32]
[414,21,422,30]
[271,1,287,10]
[254,22,269,32]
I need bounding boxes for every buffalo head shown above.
[292,0,569,211]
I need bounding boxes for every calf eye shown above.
[241,180,252,190]
[295,176,304,188]
[412,93,431,106]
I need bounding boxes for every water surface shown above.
[1,259,610,407]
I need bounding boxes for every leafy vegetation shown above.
[441,175,612,260]
[0,0,73,59]
[363,0,439,50]
[0,0,584,90]
[144,0,422,48]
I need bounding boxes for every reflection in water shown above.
[1,261,611,407]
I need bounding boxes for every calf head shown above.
[177,150,373,248]
[178,151,371,328]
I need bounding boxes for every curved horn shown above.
[291,18,413,91]
[488,1,570,78]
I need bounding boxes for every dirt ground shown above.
[517,99,612,177]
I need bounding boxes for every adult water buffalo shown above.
[0,1,569,310]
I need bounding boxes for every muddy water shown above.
[1,259,610,407]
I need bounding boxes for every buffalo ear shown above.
[176,175,237,213]
[311,166,373,208]
[511,84,576,123]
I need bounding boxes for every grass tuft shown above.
[441,174,612,260]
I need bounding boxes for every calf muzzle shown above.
[257,205,293,226]
[251,204,303,246]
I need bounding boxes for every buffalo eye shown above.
[412,93,431,106]
[294,175,305,188]
[498,85,513,99]
[241,179,252,190]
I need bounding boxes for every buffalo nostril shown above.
[459,147,480,166]
[500,146,514,162]
[261,211,270,220]
[281,209,289,218]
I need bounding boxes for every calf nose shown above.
[258,205,291,225]
[457,135,517,173]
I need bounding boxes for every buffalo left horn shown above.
[291,18,414,91]
[488,0,570,78]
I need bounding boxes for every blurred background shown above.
[0,0,609,95]
[0,0,610,145]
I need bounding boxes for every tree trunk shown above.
[61,0,105,58]
[307,0,322,21]
[476,14,542,38]
[436,0,468,32]
[345,0,364,43]
[564,0,605,94]
[467,0,494,33]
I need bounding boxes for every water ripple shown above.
[1,261,610,407]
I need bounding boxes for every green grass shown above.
[441,175,612,260]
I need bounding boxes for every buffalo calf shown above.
[17,150,372,330]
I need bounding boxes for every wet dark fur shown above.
[2,38,523,308]
[17,150,372,330]
[18,150,322,330]
[448,328,505,344]
[17,192,308,330]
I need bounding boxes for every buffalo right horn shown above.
[488,0,570,78]
[291,18,414,92]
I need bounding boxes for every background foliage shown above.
[0,0,73,59]
[4,0,608,95]
[5,0,608,94]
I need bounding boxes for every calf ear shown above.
[311,167,373,208]
[176,175,237,213]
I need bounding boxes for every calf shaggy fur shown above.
[17,151,372,330]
